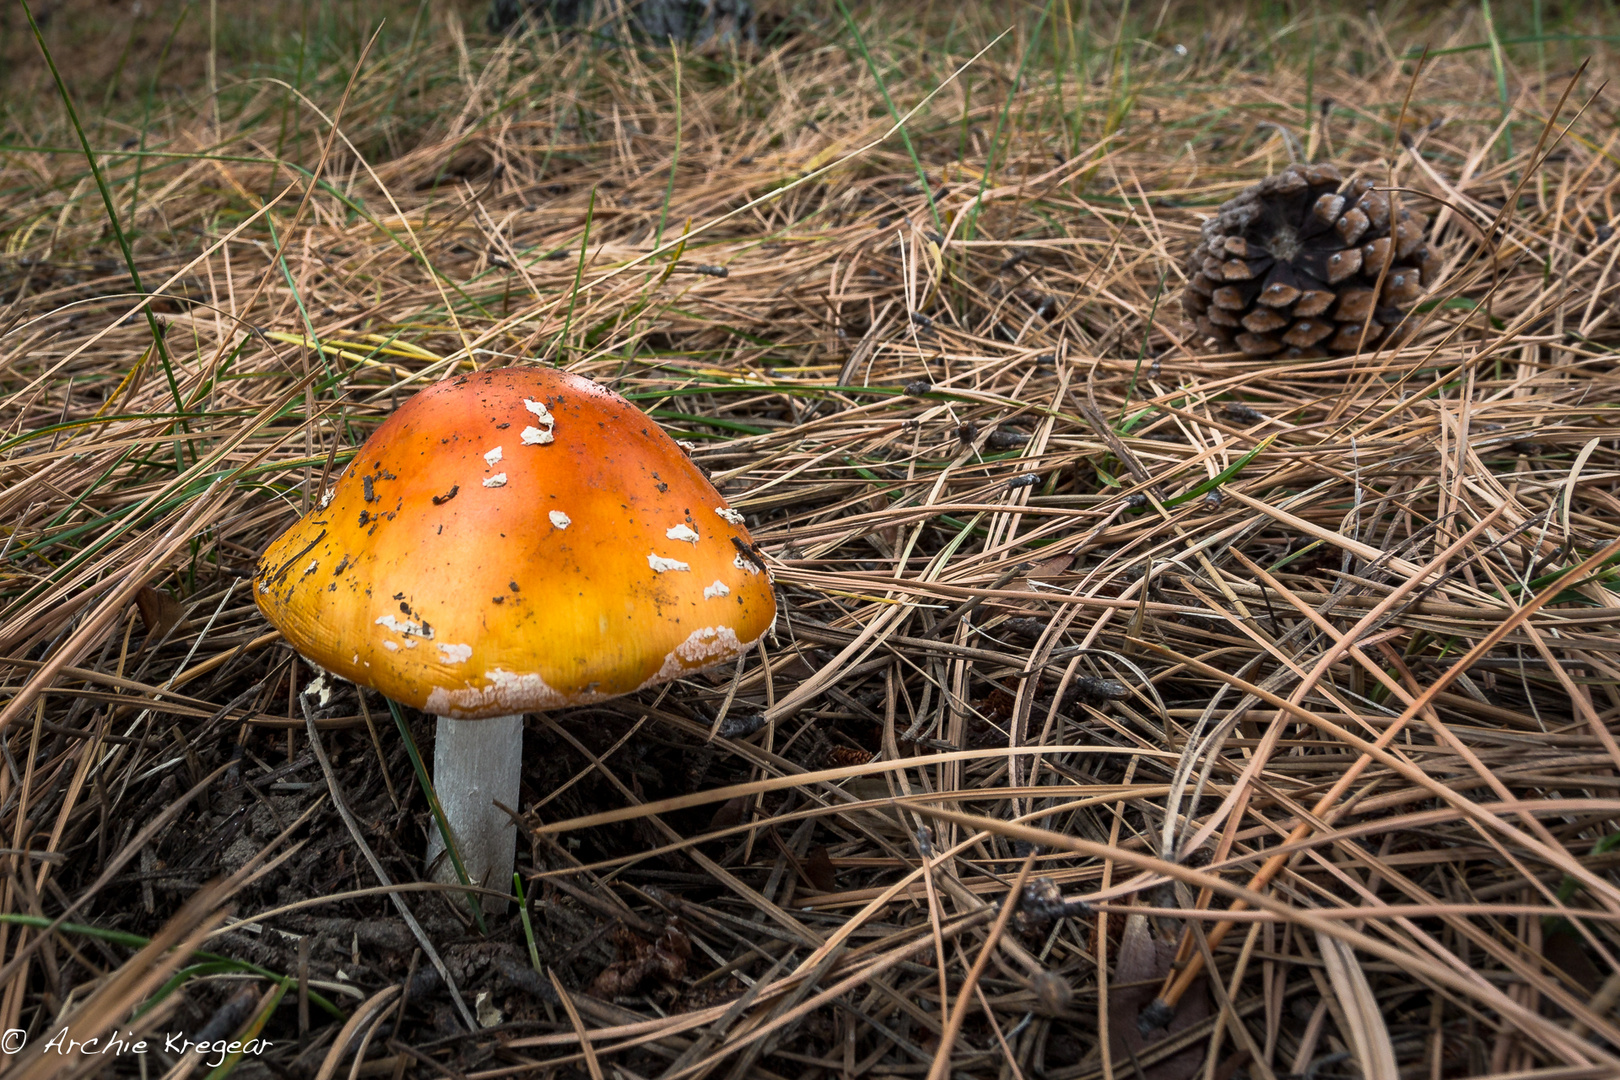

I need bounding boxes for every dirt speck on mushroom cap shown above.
[254,367,775,717]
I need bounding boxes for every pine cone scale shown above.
[1335,289,1376,322]
[1242,309,1288,333]
[1294,289,1334,317]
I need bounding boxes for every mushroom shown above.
[254,368,777,914]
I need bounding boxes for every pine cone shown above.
[1183,163,1440,357]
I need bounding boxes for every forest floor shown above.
[2,1,1620,1077]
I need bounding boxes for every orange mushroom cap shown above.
[254,367,776,719]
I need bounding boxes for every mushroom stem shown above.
[426,713,522,915]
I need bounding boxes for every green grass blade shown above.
[962,0,1056,242]
[386,698,489,934]
[19,0,192,460]
[833,0,943,234]
[655,40,682,253]
[555,185,597,363]
[1482,0,1514,160]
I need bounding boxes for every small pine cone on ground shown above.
[1183,163,1441,358]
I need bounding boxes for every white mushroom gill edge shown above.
[426,668,578,717]
[650,625,745,683]
[306,672,337,708]
[422,625,761,718]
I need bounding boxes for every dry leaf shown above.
[803,844,837,892]
[1026,552,1074,579]
[1106,913,1211,1080]
[134,584,185,646]
[708,796,749,831]
[588,920,693,1000]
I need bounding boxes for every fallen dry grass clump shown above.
[2,1,1620,1076]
